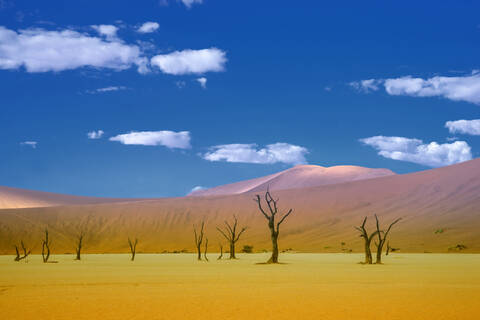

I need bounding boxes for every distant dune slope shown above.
[0,186,137,209]
[189,164,395,196]
[1,159,479,254]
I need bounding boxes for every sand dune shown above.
[0,185,142,209]
[0,159,479,254]
[189,164,395,196]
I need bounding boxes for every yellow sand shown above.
[1,253,479,320]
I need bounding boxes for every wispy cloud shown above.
[0,26,149,74]
[109,130,191,149]
[137,22,159,34]
[180,0,203,9]
[351,71,480,105]
[87,86,127,94]
[151,48,226,75]
[87,130,104,139]
[91,24,118,41]
[189,186,206,194]
[445,119,480,135]
[360,135,472,167]
[20,141,37,148]
[196,77,207,88]
[202,143,308,165]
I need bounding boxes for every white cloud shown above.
[87,130,104,139]
[20,141,37,148]
[87,86,127,94]
[202,143,308,165]
[190,186,206,193]
[196,77,207,88]
[137,22,159,34]
[360,135,472,167]
[91,24,118,40]
[0,26,148,74]
[353,72,480,105]
[151,48,226,75]
[445,119,480,135]
[109,130,191,149]
[180,0,203,8]
[349,79,381,93]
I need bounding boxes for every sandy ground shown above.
[1,253,479,320]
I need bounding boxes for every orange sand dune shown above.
[189,164,395,196]
[0,159,479,254]
[0,185,144,209]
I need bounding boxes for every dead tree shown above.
[14,241,31,262]
[374,215,401,264]
[128,237,138,261]
[42,229,51,263]
[254,190,293,264]
[216,215,247,259]
[204,238,209,262]
[355,217,379,264]
[194,221,205,261]
[386,241,391,256]
[75,232,84,261]
[217,244,223,260]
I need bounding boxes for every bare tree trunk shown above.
[204,238,209,262]
[14,241,30,262]
[216,215,247,259]
[128,238,138,261]
[194,221,205,261]
[268,232,279,264]
[42,229,51,263]
[355,217,377,265]
[254,190,292,264]
[374,215,401,264]
[217,244,223,260]
[386,241,391,256]
[75,232,84,261]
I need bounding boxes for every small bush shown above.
[242,245,254,253]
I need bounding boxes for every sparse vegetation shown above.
[242,245,253,253]
[449,244,467,251]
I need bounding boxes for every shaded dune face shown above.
[188,165,396,196]
[1,159,480,254]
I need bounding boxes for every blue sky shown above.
[1,0,480,197]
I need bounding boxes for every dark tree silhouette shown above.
[42,229,51,263]
[75,232,84,261]
[355,217,378,264]
[216,215,247,259]
[217,243,223,260]
[254,190,293,264]
[14,241,30,262]
[374,215,401,264]
[128,237,138,261]
[386,241,391,256]
[204,238,209,262]
[194,221,205,261]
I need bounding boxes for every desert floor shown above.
[1,253,479,320]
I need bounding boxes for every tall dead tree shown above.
[355,217,379,264]
[42,229,51,263]
[204,238,209,262]
[217,243,223,260]
[254,190,293,264]
[128,237,138,261]
[75,232,84,261]
[194,221,205,261]
[216,215,247,259]
[14,241,31,262]
[374,215,401,264]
